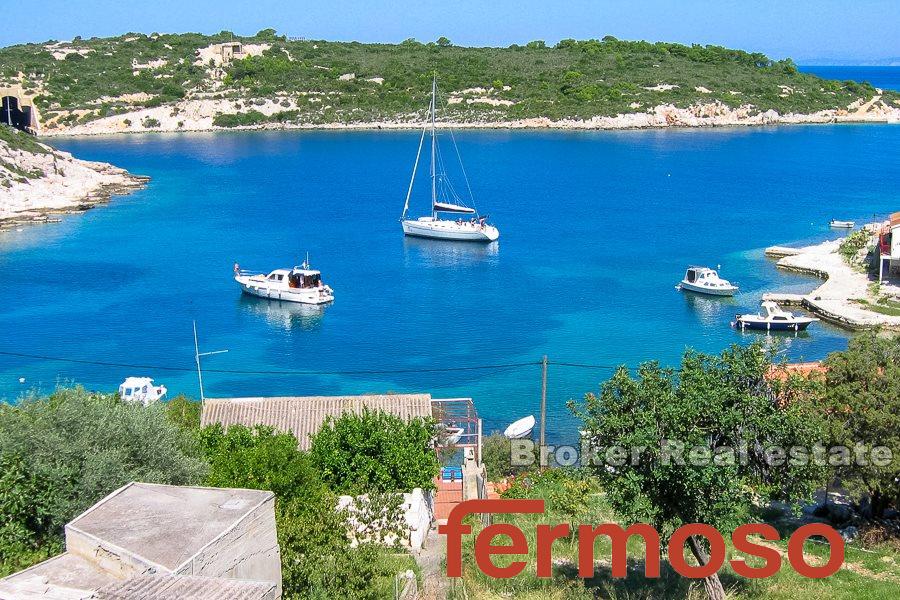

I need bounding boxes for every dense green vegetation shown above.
[1,29,896,127]
[572,344,827,598]
[822,332,900,517]
[460,339,900,599]
[2,336,898,597]
[0,388,206,576]
[199,423,418,599]
[455,468,900,600]
[309,409,439,494]
[0,124,50,154]
[0,391,436,598]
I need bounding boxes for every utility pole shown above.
[193,320,228,402]
[540,355,548,470]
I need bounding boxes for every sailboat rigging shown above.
[400,76,500,242]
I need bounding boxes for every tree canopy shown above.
[309,409,439,495]
[822,331,900,516]
[571,344,827,599]
[0,388,206,576]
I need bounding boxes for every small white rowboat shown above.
[504,415,536,440]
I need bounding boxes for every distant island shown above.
[1,30,899,136]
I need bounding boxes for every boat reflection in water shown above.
[682,290,736,327]
[238,295,329,331]
[403,236,499,268]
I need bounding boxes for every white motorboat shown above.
[400,76,499,243]
[830,219,855,229]
[733,301,819,332]
[119,377,167,407]
[504,415,536,440]
[234,260,334,305]
[677,266,738,296]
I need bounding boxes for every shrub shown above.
[200,424,321,500]
[309,410,439,494]
[502,468,600,519]
[838,229,871,265]
[212,110,267,127]
[197,422,395,599]
[481,433,538,480]
[0,387,206,572]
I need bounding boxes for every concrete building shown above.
[0,483,282,600]
[0,85,41,134]
[878,211,900,282]
[94,575,277,599]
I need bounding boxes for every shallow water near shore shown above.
[1,125,898,441]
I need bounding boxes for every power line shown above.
[0,350,541,376]
[551,361,623,370]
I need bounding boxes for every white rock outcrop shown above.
[0,133,146,226]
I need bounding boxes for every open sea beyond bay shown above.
[2,122,899,441]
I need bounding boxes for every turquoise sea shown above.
[2,123,899,441]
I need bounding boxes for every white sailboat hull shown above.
[402,219,500,242]
[236,275,334,305]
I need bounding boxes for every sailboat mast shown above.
[430,75,437,219]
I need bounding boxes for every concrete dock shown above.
[763,237,900,330]
[764,246,803,259]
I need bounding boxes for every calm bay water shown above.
[799,65,900,91]
[2,124,899,440]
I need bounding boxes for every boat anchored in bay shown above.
[234,258,334,305]
[400,76,499,243]
[677,266,738,296]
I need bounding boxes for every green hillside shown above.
[1,29,896,128]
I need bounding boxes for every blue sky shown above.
[3,0,899,63]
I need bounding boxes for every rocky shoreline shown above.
[41,97,900,138]
[0,135,148,230]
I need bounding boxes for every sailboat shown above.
[400,76,500,242]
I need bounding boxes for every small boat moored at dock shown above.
[732,301,819,332]
[677,266,738,296]
[830,219,855,229]
[504,415,536,439]
[234,260,334,305]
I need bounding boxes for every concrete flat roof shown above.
[68,482,274,572]
[0,552,116,600]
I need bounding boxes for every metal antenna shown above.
[193,320,228,402]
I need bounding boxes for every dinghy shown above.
[400,76,500,242]
[504,415,536,439]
